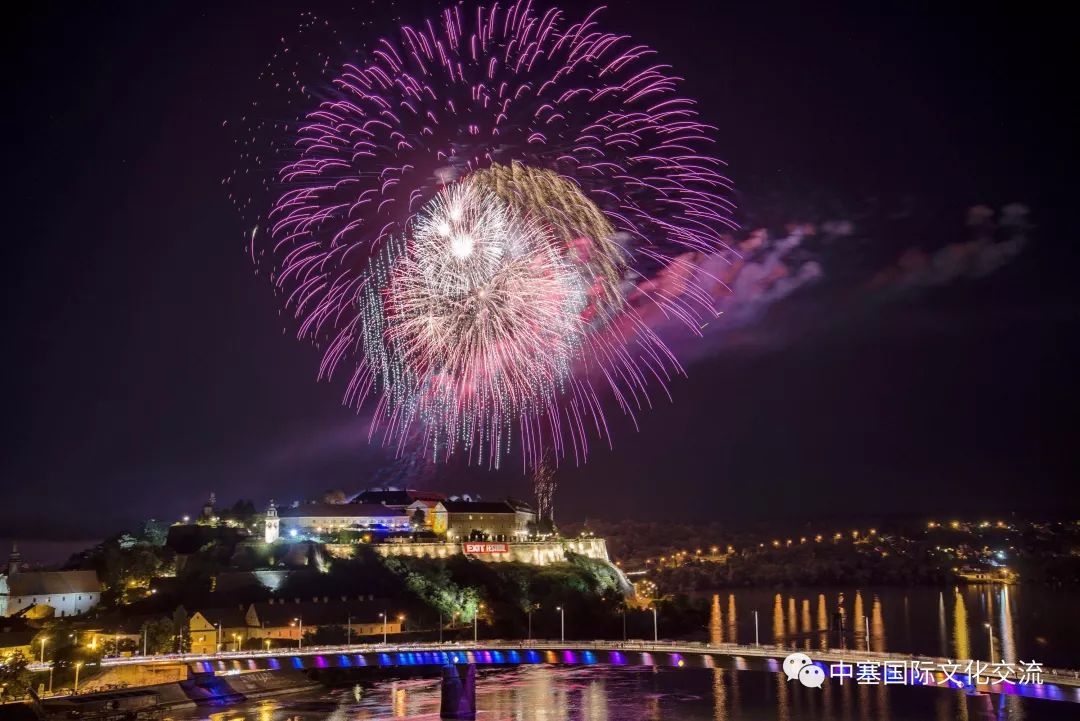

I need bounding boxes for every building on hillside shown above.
[955,566,1017,584]
[350,487,446,510]
[81,619,148,656]
[265,502,410,542]
[189,598,402,652]
[0,546,101,618]
[406,499,447,533]
[0,617,35,661]
[505,498,539,533]
[435,500,537,541]
[189,607,252,655]
[264,500,279,543]
[194,491,220,525]
[248,599,400,644]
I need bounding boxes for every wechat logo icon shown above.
[783,652,825,688]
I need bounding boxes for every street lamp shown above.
[651,606,658,643]
[985,622,995,663]
[74,662,83,694]
[473,603,485,642]
[292,618,303,649]
[39,637,47,664]
[264,639,271,652]
[556,606,565,642]
[379,612,387,644]
[233,633,241,652]
[753,610,759,646]
[347,615,353,647]
[527,604,538,641]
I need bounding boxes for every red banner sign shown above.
[463,542,509,554]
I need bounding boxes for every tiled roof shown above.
[0,629,35,649]
[192,607,248,628]
[278,503,406,519]
[3,570,100,597]
[407,490,447,502]
[504,497,536,513]
[440,500,516,514]
[350,489,446,506]
[251,599,390,627]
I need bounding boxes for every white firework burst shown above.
[360,181,588,464]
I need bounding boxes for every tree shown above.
[322,489,348,504]
[411,508,427,528]
[141,617,178,655]
[0,651,31,702]
[220,500,258,529]
[171,606,190,653]
[139,519,170,547]
[305,625,349,645]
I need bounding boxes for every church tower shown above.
[7,544,21,576]
[264,500,280,543]
[201,491,216,522]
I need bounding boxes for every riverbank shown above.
[33,669,319,718]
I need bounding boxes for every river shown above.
[162,665,1076,720]
[163,583,1078,720]
[691,584,1080,669]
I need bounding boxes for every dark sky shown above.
[5,0,1077,551]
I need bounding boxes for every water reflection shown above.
[390,682,406,717]
[871,595,886,653]
[172,666,1075,721]
[170,584,1076,721]
[695,583,1073,670]
[954,589,971,661]
[583,679,608,721]
[800,599,811,650]
[727,594,737,644]
[816,594,828,651]
[775,665,789,721]
[710,595,722,645]
[938,591,949,657]
[773,593,785,644]
[1001,586,1017,663]
[711,668,727,721]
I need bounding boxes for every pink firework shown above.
[258,1,737,468]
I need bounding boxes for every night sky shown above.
[5,1,1077,555]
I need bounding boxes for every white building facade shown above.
[265,502,411,542]
[0,563,101,618]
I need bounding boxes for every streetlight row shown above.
[31,603,673,678]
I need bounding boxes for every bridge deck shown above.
[31,640,1080,703]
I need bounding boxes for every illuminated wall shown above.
[373,539,610,565]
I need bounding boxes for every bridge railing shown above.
[28,639,1080,686]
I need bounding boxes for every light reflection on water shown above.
[164,666,1074,721]
[160,585,1076,721]
[698,585,1079,669]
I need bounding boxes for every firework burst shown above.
[239,2,738,468]
[359,182,587,463]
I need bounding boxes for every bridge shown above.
[32,639,1080,705]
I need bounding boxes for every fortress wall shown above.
[370,538,610,565]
